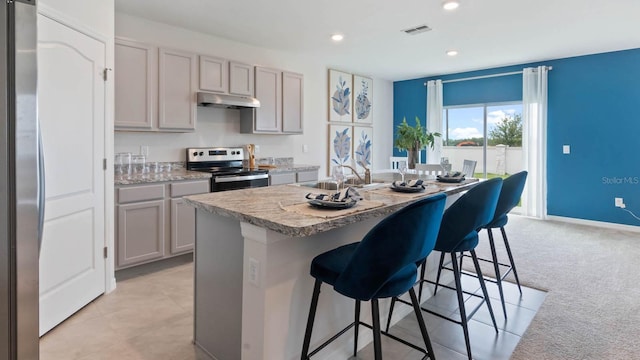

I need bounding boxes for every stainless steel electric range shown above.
[186,147,269,192]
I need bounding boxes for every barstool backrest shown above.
[435,178,503,252]
[334,193,447,300]
[493,171,528,220]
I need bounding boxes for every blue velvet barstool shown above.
[386,178,503,360]
[478,171,528,318]
[300,194,447,360]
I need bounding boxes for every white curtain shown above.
[426,80,443,164]
[522,66,548,219]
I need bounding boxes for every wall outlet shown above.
[302,144,309,153]
[615,197,625,208]
[140,145,149,156]
[254,145,260,154]
[248,258,260,286]
[562,145,570,154]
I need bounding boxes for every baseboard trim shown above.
[545,215,640,233]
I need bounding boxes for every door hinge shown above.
[103,247,108,259]
[103,158,107,170]
[102,68,112,81]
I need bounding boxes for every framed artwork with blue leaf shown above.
[353,126,373,173]
[353,75,373,124]
[328,69,353,122]
[328,124,353,175]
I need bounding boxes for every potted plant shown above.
[394,116,441,169]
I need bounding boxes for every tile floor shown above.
[40,255,545,360]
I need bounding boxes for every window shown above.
[442,102,522,178]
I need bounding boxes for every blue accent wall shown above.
[394,48,640,227]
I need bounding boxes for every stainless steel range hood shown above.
[197,92,260,109]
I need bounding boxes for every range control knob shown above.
[199,152,204,156]
[231,151,236,155]
[192,151,198,157]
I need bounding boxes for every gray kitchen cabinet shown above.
[159,48,197,131]
[282,71,304,134]
[269,172,296,186]
[115,39,197,132]
[240,67,304,134]
[296,170,318,183]
[199,55,228,93]
[117,198,166,268]
[115,180,209,269]
[229,61,254,96]
[114,39,157,130]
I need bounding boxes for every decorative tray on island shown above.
[390,183,425,193]
[307,198,357,209]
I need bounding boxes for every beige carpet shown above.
[470,216,640,359]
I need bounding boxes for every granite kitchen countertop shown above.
[115,169,212,185]
[184,175,479,237]
[262,164,320,174]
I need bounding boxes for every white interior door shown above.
[37,14,106,336]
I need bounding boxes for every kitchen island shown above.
[184,177,477,360]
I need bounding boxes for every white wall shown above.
[114,13,393,178]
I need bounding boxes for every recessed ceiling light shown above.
[331,34,344,42]
[442,1,460,10]
[446,50,459,56]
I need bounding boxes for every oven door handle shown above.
[214,174,269,183]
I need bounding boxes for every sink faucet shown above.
[339,165,371,184]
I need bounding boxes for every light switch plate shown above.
[562,145,570,154]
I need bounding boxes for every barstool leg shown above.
[384,297,396,333]
[418,258,427,301]
[409,288,436,360]
[501,226,522,294]
[371,299,383,360]
[488,229,508,318]
[450,253,472,360]
[434,252,446,295]
[470,250,498,333]
[301,279,322,360]
[353,300,361,357]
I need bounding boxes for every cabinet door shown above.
[229,61,254,96]
[269,172,296,185]
[170,198,196,254]
[282,71,304,133]
[158,48,197,130]
[114,39,157,130]
[199,55,228,93]
[116,200,165,268]
[254,67,282,132]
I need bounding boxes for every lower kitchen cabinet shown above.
[115,179,209,269]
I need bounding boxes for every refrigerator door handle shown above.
[37,130,45,254]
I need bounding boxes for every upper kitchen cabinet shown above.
[114,38,197,132]
[282,71,304,134]
[240,66,304,134]
[199,55,228,93]
[158,48,197,131]
[229,61,254,96]
[114,39,157,130]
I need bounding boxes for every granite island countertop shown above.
[184,176,478,237]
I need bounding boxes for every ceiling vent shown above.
[402,24,432,35]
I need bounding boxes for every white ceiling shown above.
[115,0,640,81]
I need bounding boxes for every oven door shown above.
[211,174,269,192]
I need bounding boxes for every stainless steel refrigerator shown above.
[1,0,41,359]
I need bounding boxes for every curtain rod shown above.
[423,66,553,86]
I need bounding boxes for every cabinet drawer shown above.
[269,172,296,186]
[118,184,165,204]
[296,170,318,183]
[170,180,210,197]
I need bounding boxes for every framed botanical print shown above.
[353,75,372,124]
[328,69,352,122]
[353,126,373,173]
[328,124,352,175]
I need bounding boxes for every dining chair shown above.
[389,156,408,170]
[415,164,445,177]
[301,193,447,360]
[385,178,503,360]
[461,160,477,178]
